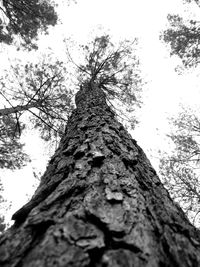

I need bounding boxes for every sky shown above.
[1,0,200,224]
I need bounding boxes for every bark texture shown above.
[1,82,200,267]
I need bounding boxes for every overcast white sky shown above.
[1,0,200,224]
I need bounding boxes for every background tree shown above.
[0,53,74,169]
[0,177,12,235]
[0,114,29,170]
[159,106,200,226]
[162,0,200,68]
[0,181,6,235]
[0,0,58,49]
[160,0,200,226]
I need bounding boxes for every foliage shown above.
[0,35,143,170]
[0,51,75,171]
[159,107,200,226]
[162,1,200,68]
[160,0,200,226]
[183,0,200,5]
[0,181,6,234]
[0,0,58,49]
[0,216,6,234]
[0,114,29,169]
[67,35,143,126]
[78,36,142,104]
[1,54,75,142]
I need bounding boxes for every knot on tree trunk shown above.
[75,82,107,110]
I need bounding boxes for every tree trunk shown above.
[0,82,200,267]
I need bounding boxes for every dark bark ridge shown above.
[0,82,200,266]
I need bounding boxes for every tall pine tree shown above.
[1,36,200,266]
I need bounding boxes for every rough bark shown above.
[0,82,200,267]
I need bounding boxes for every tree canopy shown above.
[0,54,74,169]
[159,107,200,226]
[71,35,143,128]
[0,35,143,170]
[0,181,6,235]
[162,0,200,68]
[0,114,29,169]
[0,0,58,49]
[160,0,200,226]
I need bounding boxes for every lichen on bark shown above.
[0,82,200,267]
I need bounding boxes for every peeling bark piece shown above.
[105,187,123,202]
